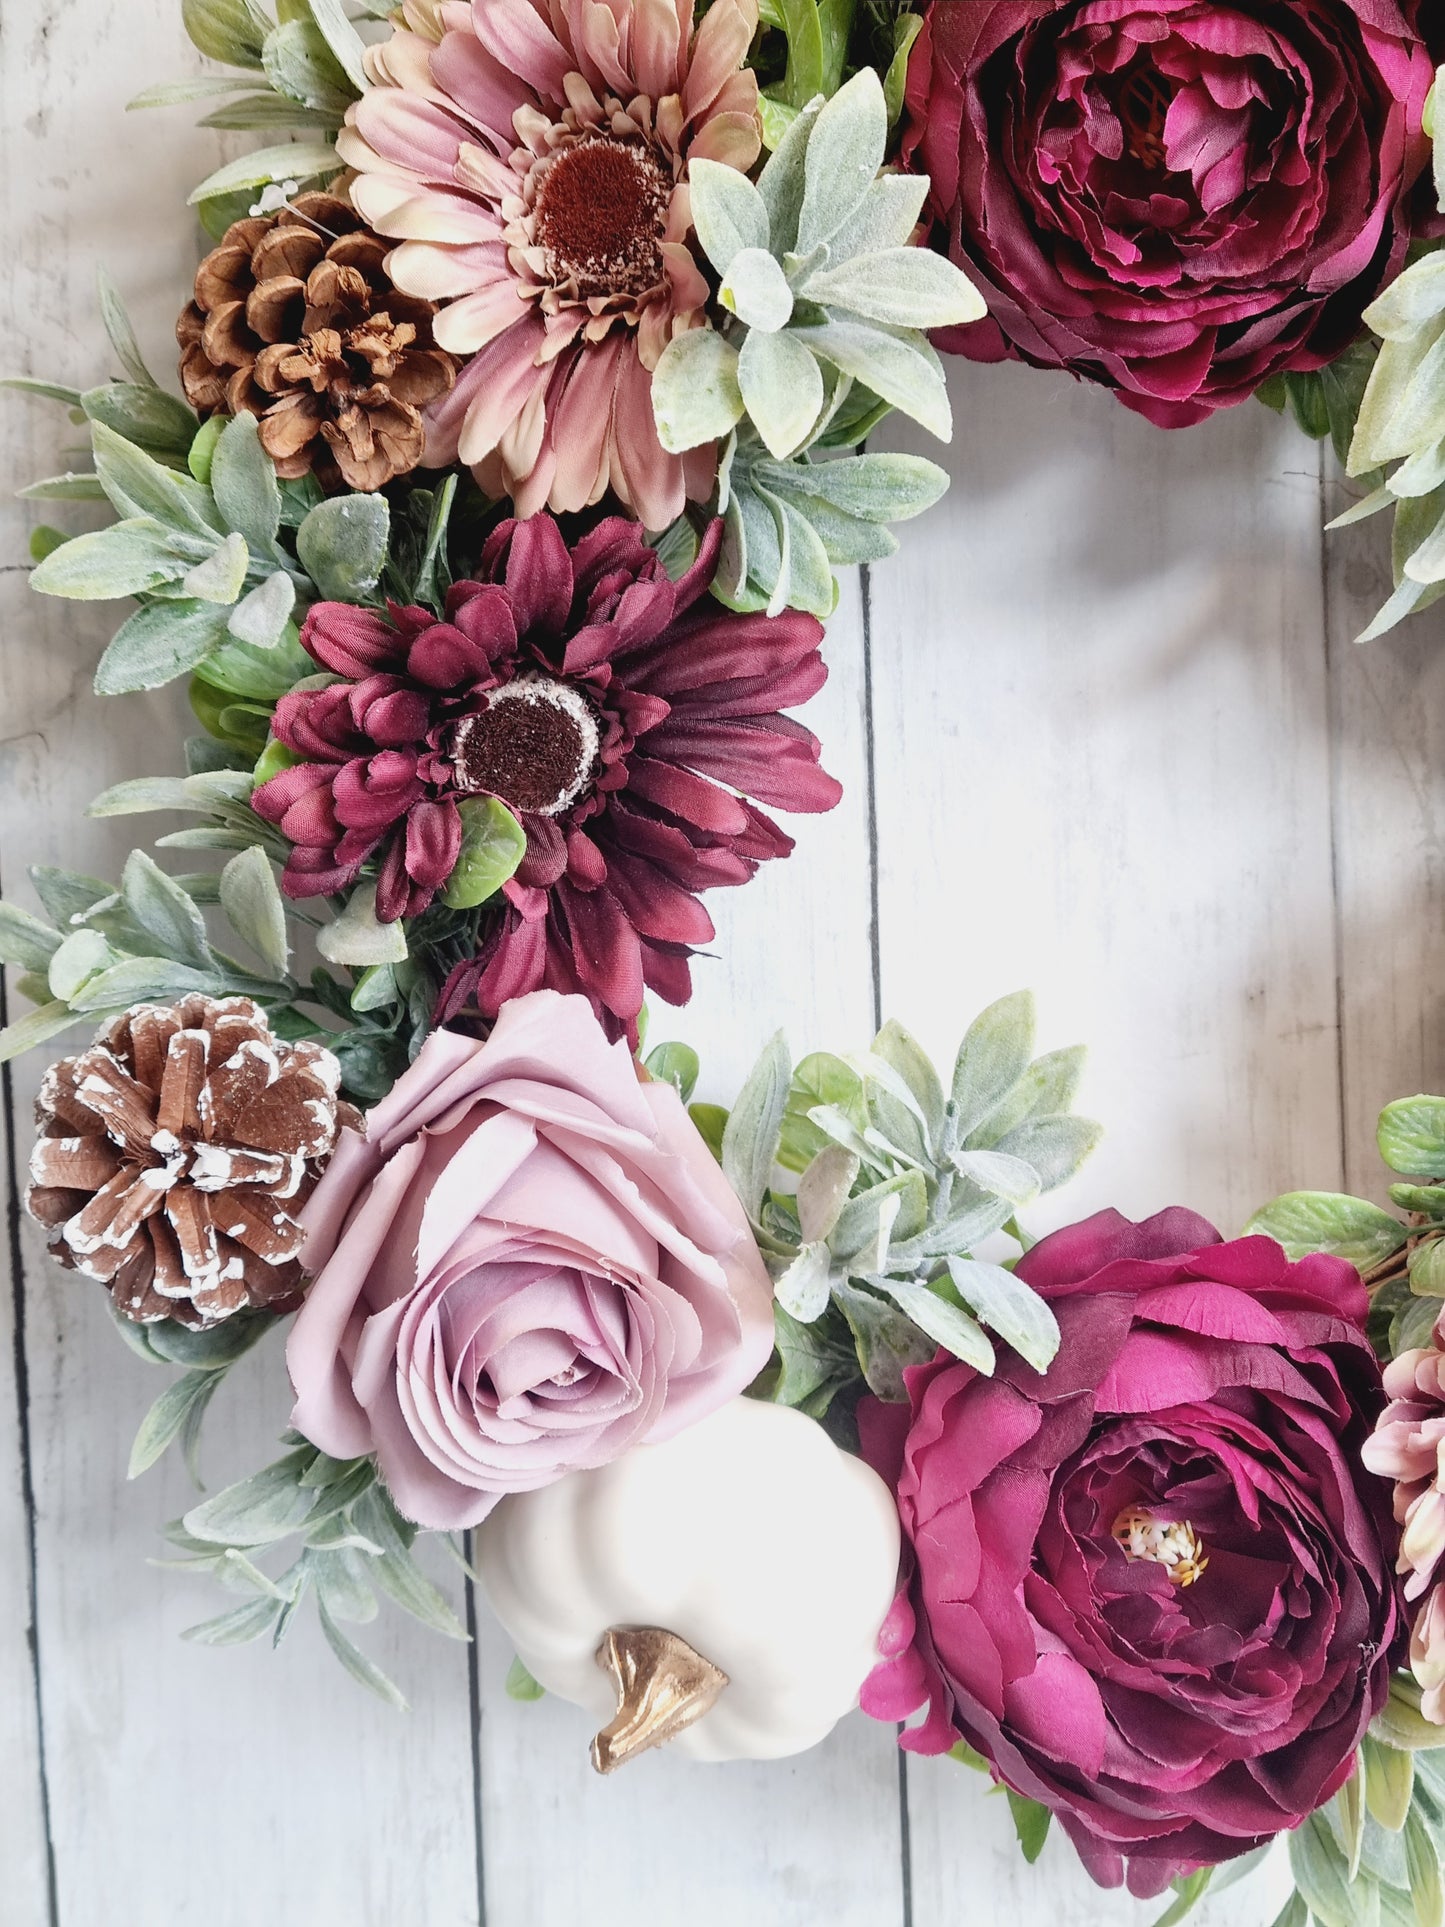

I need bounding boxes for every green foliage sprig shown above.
[707,991,1100,1426]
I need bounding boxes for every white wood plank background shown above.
[2,7,1441,1924]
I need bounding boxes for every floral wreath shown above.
[7,2,1445,1922]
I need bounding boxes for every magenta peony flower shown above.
[336,0,762,525]
[859,1208,1401,1898]
[288,989,774,1528]
[1363,1330,1445,1719]
[250,514,839,1035]
[903,0,1439,425]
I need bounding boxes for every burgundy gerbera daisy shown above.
[250,515,840,1031]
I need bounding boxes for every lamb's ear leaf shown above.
[723,1031,792,1218]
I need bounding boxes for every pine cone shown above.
[176,191,456,492]
[26,996,358,1329]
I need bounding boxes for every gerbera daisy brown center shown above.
[534,137,671,300]
[451,680,600,817]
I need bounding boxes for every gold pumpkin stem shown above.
[590,1626,728,1774]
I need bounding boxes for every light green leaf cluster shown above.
[1279,1725,1445,1927]
[651,66,977,615]
[158,1433,468,1710]
[131,0,364,225]
[655,70,981,466]
[0,809,297,1062]
[23,388,388,697]
[1330,145,1445,642]
[1246,1085,1445,1361]
[715,420,948,616]
[720,991,1100,1415]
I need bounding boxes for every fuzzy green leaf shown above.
[947,1256,1060,1371]
[128,1370,223,1480]
[296,490,389,600]
[211,411,283,553]
[739,329,823,458]
[804,247,986,330]
[652,328,745,455]
[188,140,341,206]
[790,313,951,441]
[182,0,269,66]
[724,1031,791,1218]
[0,903,63,970]
[32,519,193,602]
[219,845,290,976]
[796,68,887,255]
[688,157,769,276]
[316,883,408,966]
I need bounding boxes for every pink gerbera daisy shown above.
[338,0,761,527]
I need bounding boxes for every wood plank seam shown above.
[465,1535,489,1927]
[1,952,61,1927]
[1319,439,1352,1194]
[859,558,916,1927]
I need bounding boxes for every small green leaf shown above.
[721,248,795,333]
[1364,1733,1415,1831]
[183,531,250,604]
[262,17,354,113]
[1005,1790,1051,1866]
[219,844,290,977]
[724,1031,791,1218]
[440,797,525,910]
[885,1275,994,1373]
[505,1654,545,1701]
[96,270,157,388]
[796,67,886,256]
[803,247,986,331]
[643,1042,700,1104]
[304,0,369,94]
[182,1450,317,1546]
[651,328,745,455]
[1380,1097,1445,1178]
[121,850,214,971]
[128,1370,223,1480]
[738,329,824,459]
[189,140,342,207]
[316,882,408,966]
[47,928,111,1001]
[182,0,269,67]
[296,490,389,600]
[181,1596,284,1646]
[317,1598,408,1710]
[946,1257,1060,1372]
[0,1001,88,1065]
[228,570,297,648]
[687,157,769,276]
[773,1240,832,1321]
[0,902,63,970]
[211,411,283,553]
[1244,1191,1408,1270]
[32,519,194,602]
[95,600,232,695]
[953,991,1035,1139]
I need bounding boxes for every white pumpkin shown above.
[475,1396,901,1767]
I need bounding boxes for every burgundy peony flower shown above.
[904,0,1439,425]
[859,1208,1401,1897]
[250,515,839,1033]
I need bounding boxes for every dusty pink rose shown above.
[337,0,760,524]
[904,0,1439,424]
[860,1208,1401,1897]
[287,990,773,1527]
[1363,1330,1445,1719]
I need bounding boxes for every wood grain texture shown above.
[869,362,1347,1927]
[473,581,910,1927]
[4,9,1445,1925]
[0,8,480,1924]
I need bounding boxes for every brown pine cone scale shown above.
[177,192,456,492]
[27,996,358,1329]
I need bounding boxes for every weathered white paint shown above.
[2,9,1442,1926]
